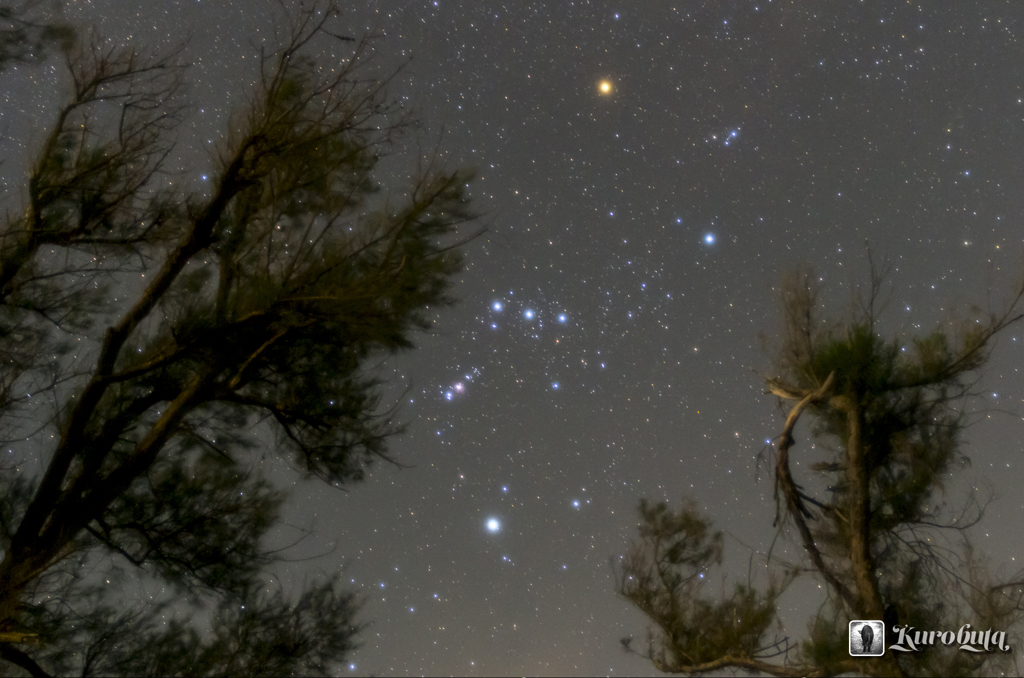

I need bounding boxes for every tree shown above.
[0,1,76,72]
[617,263,1024,677]
[0,2,474,675]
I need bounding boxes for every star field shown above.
[5,1,1024,675]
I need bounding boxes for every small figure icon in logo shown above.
[850,620,884,656]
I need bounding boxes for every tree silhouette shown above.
[0,2,76,72]
[617,262,1024,677]
[0,2,475,675]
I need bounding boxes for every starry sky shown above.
[7,1,1024,675]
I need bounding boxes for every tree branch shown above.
[0,643,52,678]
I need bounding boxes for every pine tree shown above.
[0,2,474,675]
[617,264,1024,677]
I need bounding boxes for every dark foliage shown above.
[0,2,475,675]
[618,263,1024,677]
[0,2,76,72]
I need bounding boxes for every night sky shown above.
[8,1,1024,675]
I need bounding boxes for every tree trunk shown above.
[844,397,884,620]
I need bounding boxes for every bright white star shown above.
[486,518,501,532]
